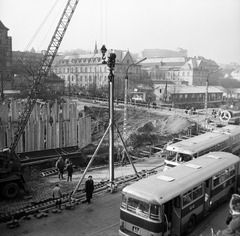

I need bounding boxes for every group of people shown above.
[55,156,73,181]
[52,174,94,210]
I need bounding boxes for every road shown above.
[0,155,230,236]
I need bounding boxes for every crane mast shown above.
[9,0,79,155]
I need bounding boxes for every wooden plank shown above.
[0,126,6,149]
[11,100,19,122]
[69,119,73,146]
[78,118,83,148]
[46,121,50,149]
[86,116,92,145]
[51,123,55,148]
[0,104,9,123]
[59,114,63,147]
[66,100,70,120]
[72,118,77,146]
[55,122,60,147]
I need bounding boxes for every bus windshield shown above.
[121,194,161,221]
[166,151,192,163]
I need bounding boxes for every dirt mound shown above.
[88,106,195,150]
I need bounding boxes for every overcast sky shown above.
[1,0,240,64]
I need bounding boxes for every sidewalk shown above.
[193,202,230,236]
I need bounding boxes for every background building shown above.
[0,20,12,99]
[52,49,142,94]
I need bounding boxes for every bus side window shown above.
[183,191,192,207]
[173,196,180,208]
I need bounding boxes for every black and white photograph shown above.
[0,0,240,235]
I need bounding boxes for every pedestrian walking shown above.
[85,175,94,204]
[221,194,240,236]
[65,160,73,182]
[53,183,62,210]
[56,156,65,180]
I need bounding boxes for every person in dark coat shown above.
[221,194,240,236]
[65,161,73,182]
[56,156,65,180]
[85,175,94,204]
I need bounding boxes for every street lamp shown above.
[205,67,222,117]
[123,57,147,140]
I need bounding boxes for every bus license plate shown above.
[132,226,140,234]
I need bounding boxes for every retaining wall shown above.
[0,99,91,152]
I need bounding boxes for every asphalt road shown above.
[0,155,230,236]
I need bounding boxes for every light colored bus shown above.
[164,124,240,170]
[119,152,239,236]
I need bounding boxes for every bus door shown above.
[171,196,181,236]
[204,179,211,213]
[162,201,172,236]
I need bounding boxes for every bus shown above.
[164,124,240,170]
[119,152,239,236]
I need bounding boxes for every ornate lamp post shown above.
[123,57,147,140]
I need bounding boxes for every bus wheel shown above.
[2,182,19,199]
[187,215,196,233]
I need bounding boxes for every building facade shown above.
[51,49,142,93]
[0,21,12,94]
[141,56,219,86]
[153,84,223,105]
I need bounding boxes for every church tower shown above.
[94,41,98,54]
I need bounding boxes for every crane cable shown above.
[1,0,59,92]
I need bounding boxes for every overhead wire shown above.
[1,0,59,92]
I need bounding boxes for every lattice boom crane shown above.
[0,0,79,199]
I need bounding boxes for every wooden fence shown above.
[0,99,91,152]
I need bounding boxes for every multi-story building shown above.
[0,21,12,93]
[51,48,142,93]
[141,56,219,86]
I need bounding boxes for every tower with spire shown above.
[94,41,98,54]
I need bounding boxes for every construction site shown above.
[1,1,237,235]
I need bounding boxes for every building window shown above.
[85,67,87,72]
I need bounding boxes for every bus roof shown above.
[166,132,229,154]
[213,124,240,136]
[122,152,239,205]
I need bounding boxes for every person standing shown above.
[221,194,240,236]
[65,161,73,182]
[56,156,65,180]
[85,175,94,204]
[53,183,62,210]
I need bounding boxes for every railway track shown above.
[0,163,162,224]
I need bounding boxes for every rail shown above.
[0,162,164,224]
